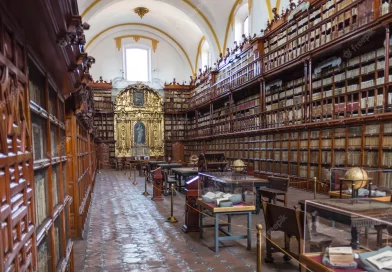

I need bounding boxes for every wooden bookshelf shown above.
[163,82,192,156]
[92,78,115,167]
[0,0,96,271]
[66,87,97,239]
[29,54,75,271]
[164,0,392,192]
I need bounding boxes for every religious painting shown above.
[133,91,144,106]
[134,122,146,145]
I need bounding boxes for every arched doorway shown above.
[114,83,164,157]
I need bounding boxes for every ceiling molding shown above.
[81,0,100,18]
[85,23,195,76]
[182,0,222,54]
[195,36,206,73]
[223,0,243,54]
[80,0,222,54]
[114,35,159,52]
[276,0,281,14]
[265,0,273,20]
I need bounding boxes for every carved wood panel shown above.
[0,20,34,272]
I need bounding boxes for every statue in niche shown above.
[133,91,144,106]
[134,122,145,145]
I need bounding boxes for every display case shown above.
[329,168,392,199]
[300,198,392,272]
[196,172,266,252]
[198,172,259,211]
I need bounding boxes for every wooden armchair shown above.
[262,201,333,266]
[116,158,124,171]
[262,200,302,263]
[258,176,290,206]
[145,163,154,183]
[138,160,147,176]
[163,169,177,196]
[246,165,254,176]
[298,207,333,253]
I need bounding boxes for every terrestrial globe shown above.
[190,155,199,169]
[232,159,245,173]
[341,167,371,190]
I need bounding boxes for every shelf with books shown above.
[169,0,392,194]
[263,0,374,74]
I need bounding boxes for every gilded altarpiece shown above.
[114,83,164,157]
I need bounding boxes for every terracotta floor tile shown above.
[73,169,324,272]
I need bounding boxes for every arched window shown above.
[124,46,151,82]
[234,2,250,43]
[201,40,210,69]
[243,16,249,36]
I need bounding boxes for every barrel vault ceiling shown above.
[78,0,281,77]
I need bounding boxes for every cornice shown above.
[114,35,159,52]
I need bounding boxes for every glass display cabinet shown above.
[300,198,392,272]
[196,172,266,252]
[198,172,258,210]
[329,168,392,200]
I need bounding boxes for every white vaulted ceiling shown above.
[79,0,289,81]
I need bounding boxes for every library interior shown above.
[2,0,392,271]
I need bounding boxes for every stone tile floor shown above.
[74,169,328,272]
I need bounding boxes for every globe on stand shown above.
[190,154,199,170]
[339,167,372,198]
[231,159,245,177]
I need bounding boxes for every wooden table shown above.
[299,199,392,249]
[299,251,366,272]
[148,161,166,169]
[205,162,227,171]
[197,198,254,253]
[157,163,182,170]
[171,167,198,191]
[329,191,391,202]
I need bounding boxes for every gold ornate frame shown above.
[114,83,164,157]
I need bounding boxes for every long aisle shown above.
[73,169,318,272]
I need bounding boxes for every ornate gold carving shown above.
[114,83,164,157]
[134,7,149,19]
[114,35,159,52]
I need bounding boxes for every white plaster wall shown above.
[89,31,192,85]
[251,0,271,33]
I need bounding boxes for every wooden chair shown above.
[262,201,333,265]
[163,169,177,196]
[245,165,254,176]
[258,176,290,207]
[297,206,333,253]
[116,158,124,171]
[138,160,147,176]
[124,157,132,171]
[145,163,154,183]
[262,200,302,263]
